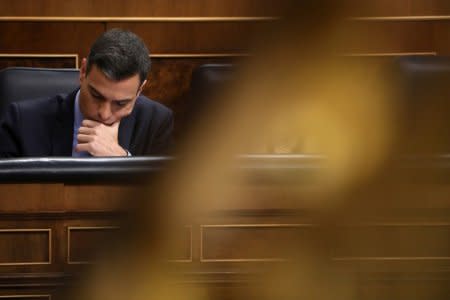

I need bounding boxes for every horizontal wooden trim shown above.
[0,16,277,22]
[333,256,450,261]
[0,211,124,220]
[202,222,450,228]
[67,226,119,230]
[202,224,314,228]
[0,295,50,299]
[348,222,450,227]
[151,53,248,58]
[344,52,437,57]
[0,52,243,61]
[3,15,450,22]
[0,54,77,57]
[0,53,79,68]
[200,258,287,262]
[152,49,435,61]
[4,15,450,23]
[353,15,450,21]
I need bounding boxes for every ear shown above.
[79,58,87,83]
[137,79,147,95]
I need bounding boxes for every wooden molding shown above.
[151,53,248,58]
[0,229,51,266]
[0,16,277,22]
[3,15,450,22]
[0,295,50,299]
[333,256,450,261]
[200,224,312,262]
[4,15,450,23]
[344,52,437,57]
[353,15,450,21]
[0,54,79,68]
[66,226,118,265]
[348,222,450,227]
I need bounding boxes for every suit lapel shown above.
[51,91,76,156]
[118,110,136,152]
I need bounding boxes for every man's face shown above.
[79,59,145,125]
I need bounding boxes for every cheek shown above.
[112,107,133,119]
[79,92,97,118]
[113,108,131,121]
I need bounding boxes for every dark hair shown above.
[86,28,151,84]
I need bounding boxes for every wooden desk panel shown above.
[0,184,63,212]
[0,158,449,300]
[0,229,51,266]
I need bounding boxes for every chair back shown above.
[0,67,79,115]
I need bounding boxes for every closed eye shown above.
[88,86,105,100]
[92,93,103,100]
[114,100,131,107]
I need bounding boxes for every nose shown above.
[97,102,112,122]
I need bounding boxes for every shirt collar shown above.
[72,90,91,157]
[74,89,83,131]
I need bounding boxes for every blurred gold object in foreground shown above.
[71,2,450,300]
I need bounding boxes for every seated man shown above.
[0,29,173,157]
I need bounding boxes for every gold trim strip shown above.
[202,224,314,228]
[352,15,450,21]
[345,222,450,226]
[203,222,450,228]
[333,256,450,261]
[0,295,50,299]
[4,15,450,22]
[0,16,277,22]
[0,229,51,266]
[345,52,437,57]
[151,53,248,58]
[200,224,312,262]
[67,226,119,265]
[68,226,119,230]
[202,258,287,262]
[0,53,79,68]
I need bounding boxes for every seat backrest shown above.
[191,64,235,90]
[178,64,234,133]
[0,67,80,115]
[396,55,450,107]
[188,64,235,114]
[397,55,450,74]
[190,64,235,98]
[395,55,450,153]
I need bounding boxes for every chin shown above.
[103,120,118,126]
[92,117,116,125]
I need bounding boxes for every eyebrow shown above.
[88,84,133,103]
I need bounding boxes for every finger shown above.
[82,119,101,128]
[77,134,94,143]
[78,126,95,135]
[75,143,92,153]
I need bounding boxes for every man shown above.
[0,29,173,157]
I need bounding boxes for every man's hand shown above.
[76,120,127,156]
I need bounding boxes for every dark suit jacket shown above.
[0,89,173,157]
